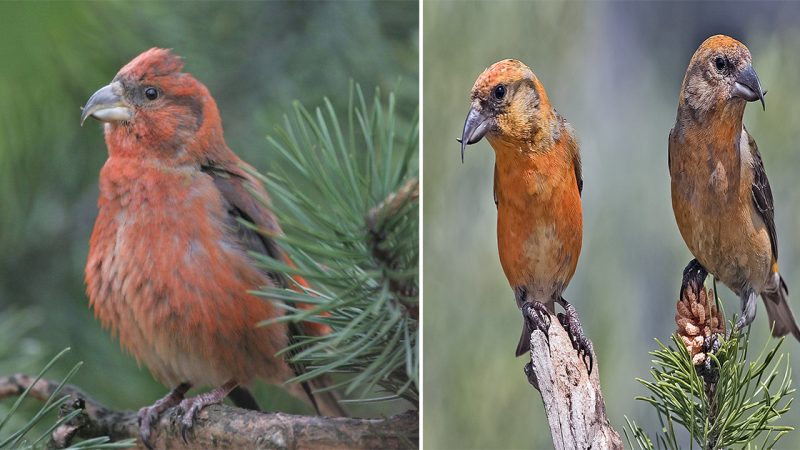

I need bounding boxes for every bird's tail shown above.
[515,316,531,357]
[287,376,348,417]
[762,273,800,341]
[284,319,347,417]
[228,385,261,411]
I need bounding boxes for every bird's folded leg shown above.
[177,380,238,443]
[680,258,708,300]
[735,288,757,332]
[138,382,191,449]
[556,297,594,374]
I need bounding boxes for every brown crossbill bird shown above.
[460,59,593,373]
[80,48,345,446]
[670,35,800,340]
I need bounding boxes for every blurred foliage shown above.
[0,315,131,448]
[0,310,44,377]
[253,85,418,404]
[0,310,47,436]
[0,0,417,419]
[424,1,800,448]
[0,348,135,449]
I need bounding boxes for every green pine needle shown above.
[251,82,418,405]
[625,328,794,449]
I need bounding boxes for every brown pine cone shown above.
[676,283,725,365]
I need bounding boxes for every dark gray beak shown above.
[732,64,766,111]
[80,81,131,126]
[458,104,493,163]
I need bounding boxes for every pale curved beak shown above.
[80,81,131,126]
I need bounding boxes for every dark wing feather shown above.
[493,163,499,208]
[668,128,675,171]
[201,161,288,287]
[746,130,779,260]
[560,115,583,196]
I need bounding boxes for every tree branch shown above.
[526,317,622,450]
[366,177,419,233]
[366,176,419,317]
[0,374,418,449]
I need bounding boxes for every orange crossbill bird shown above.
[80,48,344,446]
[459,59,593,374]
[670,35,800,340]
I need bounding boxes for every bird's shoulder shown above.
[201,160,280,233]
[556,114,582,195]
[668,126,676,167]
[201,159,288,285]
[667,123,686,174]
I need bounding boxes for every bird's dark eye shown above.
[144,87,158,100]
[714,57,727,72]
[493,84,506,100]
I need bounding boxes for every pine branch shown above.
[251,84,419,404]
[625,283,795,449]
[367,176,419,316]
[0,374,417,450]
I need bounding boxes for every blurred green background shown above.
[0,0,417,421]
[424,1,800,448]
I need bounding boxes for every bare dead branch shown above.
[526,317,622,450]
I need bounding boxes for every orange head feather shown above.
[461,59,558,160]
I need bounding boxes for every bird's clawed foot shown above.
[137,382,191,450]
[176,380,238,443]
[698,334,722,384]
[681,259,708,300]
[556,297,594,375]
[521,300,552,344]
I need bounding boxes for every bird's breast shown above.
[85,159,287,387]
[670,131,771,293]
[494,153,583,300]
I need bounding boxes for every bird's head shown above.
[81,48,224,160]
[680,35,765,120]
[460,59,554,162]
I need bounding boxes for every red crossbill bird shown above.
[670,35,800,340]
[460,59,593,373]
[80,48,344,446]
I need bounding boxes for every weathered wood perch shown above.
[526,315,622,449]
[0,374,418,449]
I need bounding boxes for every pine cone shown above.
[676,284,725,365]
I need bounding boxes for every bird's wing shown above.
[493,163,499,208]
[668,128,675,171]
[202,160,331,413]
[201,160,289,287]
[745,129,779,260]
[562,118,583,195]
